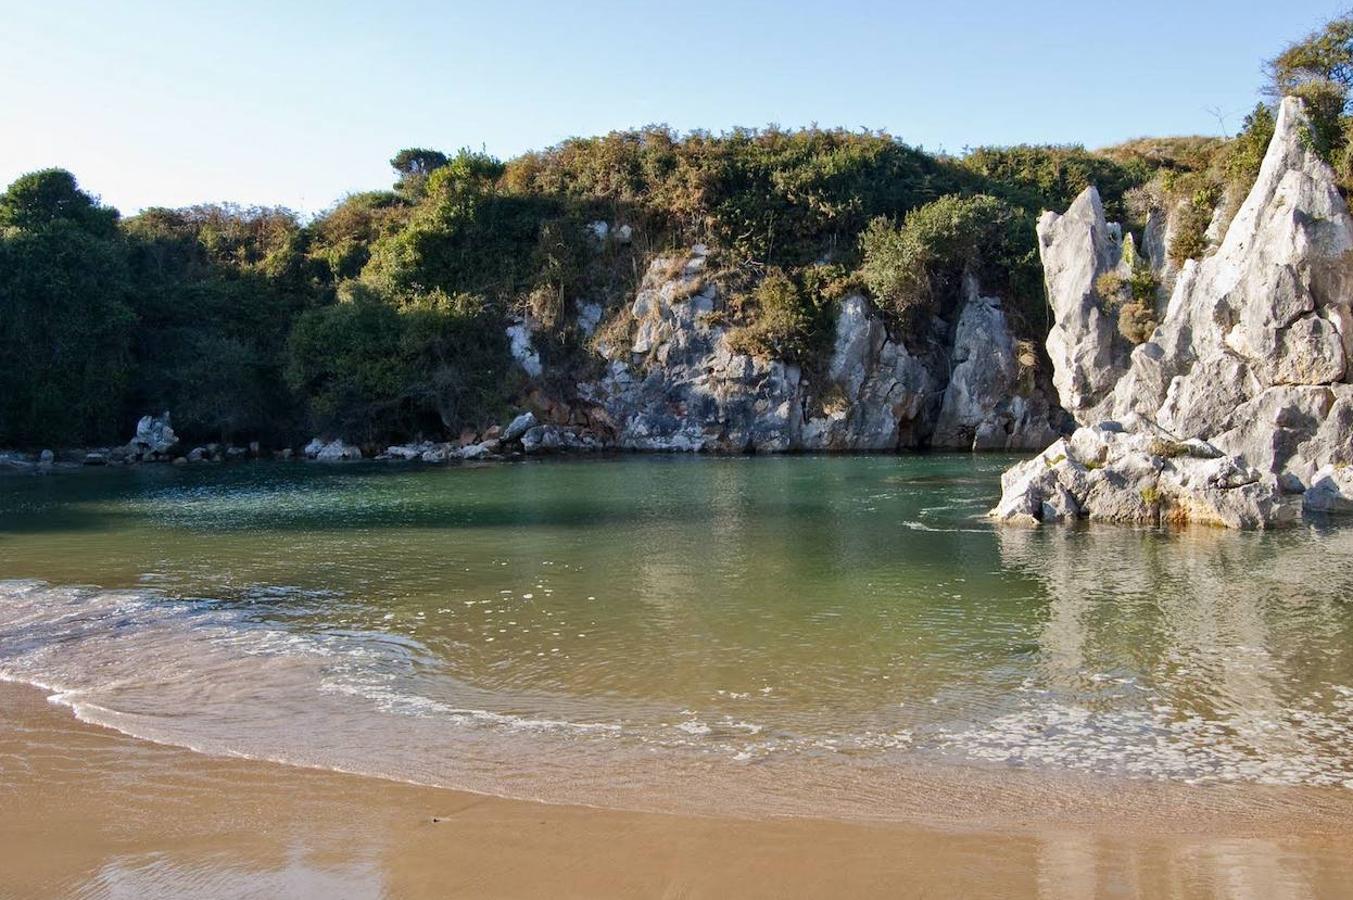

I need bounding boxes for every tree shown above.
[284,283,508,442]
[390,148,450,177]
[390,148,450,197]
[0,227,135,446]
[1267,13,1353,101]
[0,168,118,237]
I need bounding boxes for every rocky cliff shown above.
[993,97,1353,527]
[545,246,1065,453]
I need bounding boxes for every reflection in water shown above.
[985,525,1353,785]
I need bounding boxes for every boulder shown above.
[304,438,363,462]
[127,412,178,458]
[990,425,1298,529]
[520,425,587,454]
[458,441,498,460]
[502,412,537,442]
[385,442,454,462]
[420,446,450,463]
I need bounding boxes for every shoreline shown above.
[0,443,1034,471]
[5,682,1353,898]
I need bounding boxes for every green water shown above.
[3,455,1353,817]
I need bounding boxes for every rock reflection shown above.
[983,525,1353,786]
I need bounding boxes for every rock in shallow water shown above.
[304,438,363,462]
[126,411,178,459]
[996,97,1353,528]
[990,425,1299,529]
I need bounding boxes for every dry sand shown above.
[3,682,1352,899]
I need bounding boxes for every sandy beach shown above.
[3,681,1352,899]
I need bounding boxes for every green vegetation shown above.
[0,18,1330,450]
[0,172,132,446]
[3,136,1146,449]
[1094,239,1161,345]
[1266,12,1353,185]
[859,194,1033,332]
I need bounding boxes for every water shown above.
[3,455,1353,823]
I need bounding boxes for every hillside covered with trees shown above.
[0,17,1342,451]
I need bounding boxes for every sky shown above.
[1,0,1346,215]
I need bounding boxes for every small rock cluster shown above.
[363,411,608,465]
[990,424,1297,528]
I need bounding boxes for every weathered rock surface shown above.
[932,279,1064,451]
[1038,189,1135,423]
[502,412,537,442]
[990,424,1298,528]
[576,248,1061,452]
[127,412,178,459]
[995,97,1353,527]
[304,438,363,461]
[506,321,543,378]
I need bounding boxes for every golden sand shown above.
[3,682,1353,899]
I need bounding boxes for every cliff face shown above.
[549,246,1063,453]
[993,97,1353,527]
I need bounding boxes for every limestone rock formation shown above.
[506,321,543,378]
[1037,188,1137,425]
[931,278,1064,451]
[994,97,1353,527]
[990,424,1298,529]
[577,248,1061,452]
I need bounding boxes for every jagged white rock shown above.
[506,321,543,378]
[995,97,1353,527]
[1038,189,1134,424]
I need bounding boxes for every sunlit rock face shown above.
[1037,187,1135,424]
[995,97,1353,527]
[576,250,1062,453]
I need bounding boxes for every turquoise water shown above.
[2,455,1353,820]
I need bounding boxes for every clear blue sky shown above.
[1,0,1345,215]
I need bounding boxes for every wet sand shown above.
[3,683,1353,899]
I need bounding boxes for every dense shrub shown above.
[122,205,314,442]
[0,220,134,446]
[284,284,508,444]
[859,194,1022,330]
[1222,104,1277,189]
[1094,245,1161,345]
[726,268,835,364]
[958,145,1144,224]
